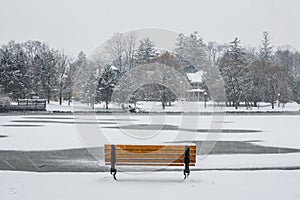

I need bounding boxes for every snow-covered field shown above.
[0,112,299,200]
[46,100,300,113]
[1,171,299,200]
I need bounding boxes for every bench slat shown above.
[104,144,197,168]
[105,144,196,151]
[105,158,196,163]
[104,154,196,159]
[105,163,196,167]
[105,149,197,154]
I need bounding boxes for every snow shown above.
[0,116,83,150]
[0,171,299,200]
[0,114,299,154]
[186,88,206,92]
[110,65,119,71]
[46,101,121,112]
[199,154,300,169]
[186,70,204,83]
[0,114,300,150]
[45,100,300,113]
[129,101,300,113]
[0,112,300,199]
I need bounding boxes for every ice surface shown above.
[0,112,300,200]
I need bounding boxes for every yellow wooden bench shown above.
[104,144,196,180]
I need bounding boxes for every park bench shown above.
[104,144,196,180]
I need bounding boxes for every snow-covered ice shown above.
[0,112,299,200]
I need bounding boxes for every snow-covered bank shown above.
[46,101,300,113]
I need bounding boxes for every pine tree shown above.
[136,37,156,64]
[218,38,252,109]
[175,31,209,71]
[95,65,120,109]
[0,41,29,100]
[72,52,94,103]
[259,31,273,60]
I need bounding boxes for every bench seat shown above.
[104,144,196,180]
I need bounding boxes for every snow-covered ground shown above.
[46,100,300,113]
[1,171,299,200]
[0,113,299,199]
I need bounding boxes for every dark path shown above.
[0,141,299,172]
[0,147,103,172]
[173,141,300,155]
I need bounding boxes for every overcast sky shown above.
[0,0,299,56]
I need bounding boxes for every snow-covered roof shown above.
[186,89,206,93]
[110,66,119,71]
[186,70,204,83]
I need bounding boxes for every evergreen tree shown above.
[175,31,209,71]
[259,31,273,60]
[72,52,94,103]
[0,41,30,100]
[136,37,156,64]
[218,38,252,109]
[95,65,120,109]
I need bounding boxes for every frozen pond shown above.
[0,113,299,171]
[0,113,300,200]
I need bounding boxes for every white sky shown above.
[0,0,299,56]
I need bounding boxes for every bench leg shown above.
[110,168,117,180]
[110,145,117,180]
[183,169,190,180]
[184,145,190,180]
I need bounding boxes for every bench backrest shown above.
[105,144,196,166]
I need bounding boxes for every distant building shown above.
[185,70,206,101]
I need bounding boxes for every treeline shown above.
[0,40,96,105]
[216,32,300,108]
[1,31,300,109]
[95,31,300,109]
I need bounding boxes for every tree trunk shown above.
[59,92,63,105]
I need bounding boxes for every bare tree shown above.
[124,32,138,71]
[105,32,125,71]
[56,52,69,105]
[105,32,138,72]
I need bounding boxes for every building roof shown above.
[110,66,119,71]
[186,70,204,83]
[186,88,206,93]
